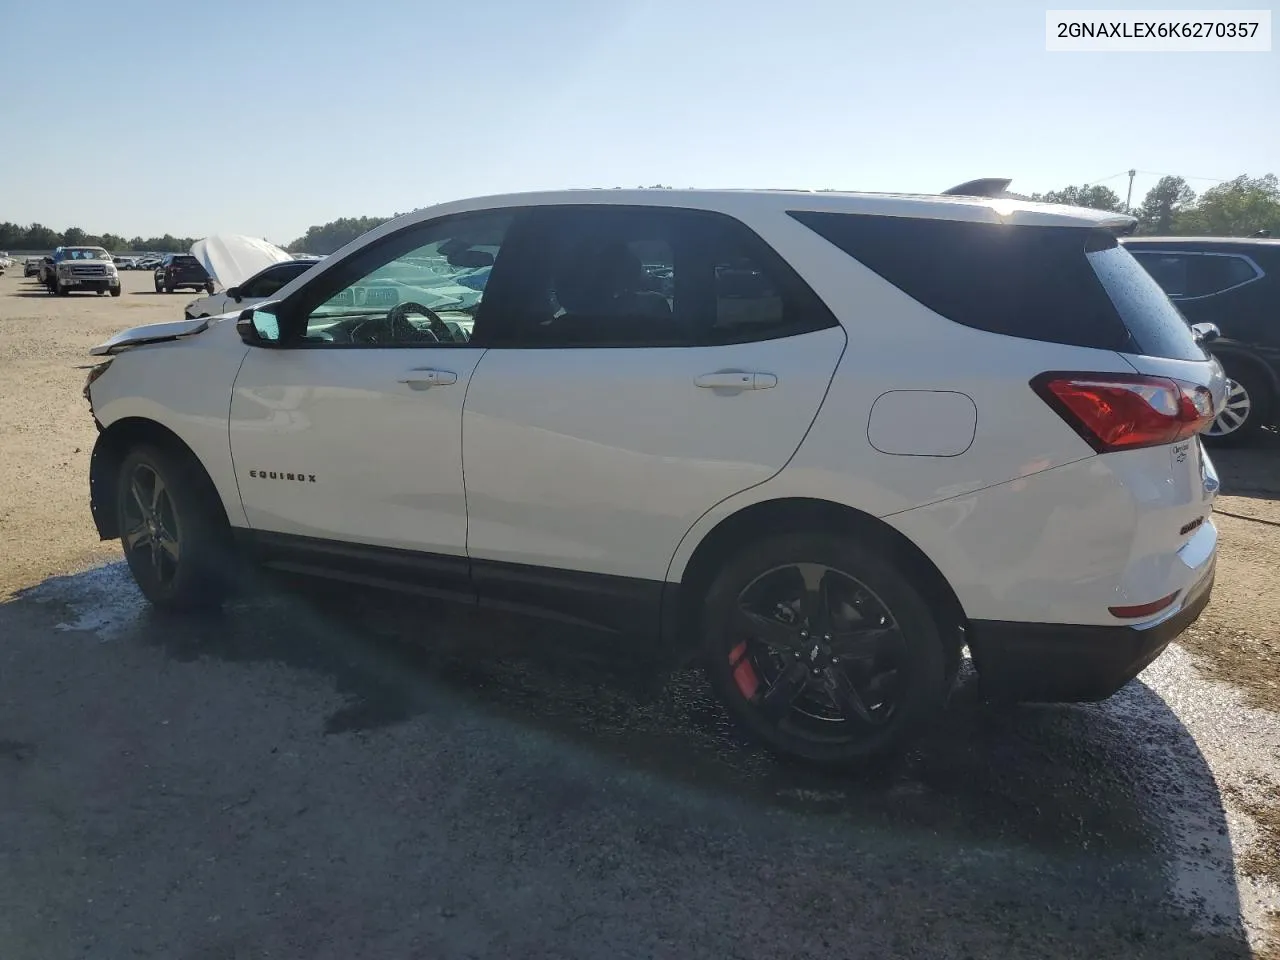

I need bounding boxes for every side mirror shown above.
[227,286,242,302]
[1191,322,1221,343]
[236,307,283,347]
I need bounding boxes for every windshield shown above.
[66,248,111,260]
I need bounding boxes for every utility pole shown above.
[1126,169,1137,213]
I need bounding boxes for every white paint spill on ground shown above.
[1137,643,1280,949]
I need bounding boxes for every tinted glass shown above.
[789,211,1132,352]
[1086,244,1205,361]
[1130,252,1188,296]
[496,207,834,348]
[245,262,309,298]
[1197,255,1258,294]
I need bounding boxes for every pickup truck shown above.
[45,246,122,296]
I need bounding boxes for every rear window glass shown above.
[1085,243,1205,361]
[172,255,200,265]
[788,211,1204,360]
[1129,252,1188,296]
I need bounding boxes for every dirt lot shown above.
[1,268,1278,958]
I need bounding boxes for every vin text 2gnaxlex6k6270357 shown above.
[83,186,1225,766]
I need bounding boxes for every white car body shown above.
[183,235,298,318]
[86,188,1225,761]
[183,257,323,320]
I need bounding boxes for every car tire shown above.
[205,281,215,294]
[110,286,121,297]
[701,531,948,767]
[1203,359,1272,447]
[116,444,233,610]
[55,283,69,296]
[154,281,162,293]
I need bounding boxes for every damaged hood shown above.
[191,234,293,290]
[90,316,212,356]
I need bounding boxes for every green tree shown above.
[1174,174,1280,236]
[1029,184,1125,212]
[287,216,391,254]
[1136,176,1196,234]
[62,227,87,246]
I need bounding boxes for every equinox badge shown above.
[249,470,316,483]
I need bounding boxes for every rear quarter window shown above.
[789,211,1206,361]
[1085,242,1205,361]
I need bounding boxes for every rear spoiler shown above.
[942,177,1138,236]
[940,178,1013,198]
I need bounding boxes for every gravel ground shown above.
[1,269,1278,958]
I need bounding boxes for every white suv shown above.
[84,189,1225,766]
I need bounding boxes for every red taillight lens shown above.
[1109,591,1179,620]
[1032,372,1215,453]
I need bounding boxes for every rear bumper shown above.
[967,556,1215,703]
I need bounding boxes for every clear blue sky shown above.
[1,0,1275,244]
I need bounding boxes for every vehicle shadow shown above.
[0,564,1257,958]
[1211,427,1280,503]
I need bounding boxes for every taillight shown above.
[1031,372,1215,453]
[1109,591,1179,620]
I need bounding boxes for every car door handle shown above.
[694,371,777,390]
[398,368,458,389]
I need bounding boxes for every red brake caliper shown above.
[728,641,760,699]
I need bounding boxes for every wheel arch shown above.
[1210,343,1279,399]
[89,417,230,540]
[665,497,967,672]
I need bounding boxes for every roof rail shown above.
[940,178,1013,198]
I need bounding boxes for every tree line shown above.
[7,173,1275,257]
[1027,173,1279,236]
[282,174,1279,253]
[0,223,199,254]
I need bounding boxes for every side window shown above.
[495,207,834,348]
[1131,252,1189,297]
[295,212,513,347]
[1190,255,1259,296]
[244,264,301,299]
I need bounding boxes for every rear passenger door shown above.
[461,205,847,634]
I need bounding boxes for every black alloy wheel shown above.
[704,533,947,766]
[120,460,182,590]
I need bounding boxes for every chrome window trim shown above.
[1128,249,1265,301]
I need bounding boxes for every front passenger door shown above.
[229,210,515,588]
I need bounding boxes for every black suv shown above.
[1123,237,1279,445]
[155,254,214,294]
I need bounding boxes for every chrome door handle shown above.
[694,371,777,390]
[398,368,458,389]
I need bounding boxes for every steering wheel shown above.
[350,302,453,345]
[388,301,456,342]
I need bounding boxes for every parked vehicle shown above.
[184,257,321,319]
[136,256,163,271]
[24,257,42,278]
[154,254,214,294]
[85,188,1224,766]
[1124,236,1279,445]
[46,246,121,296]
